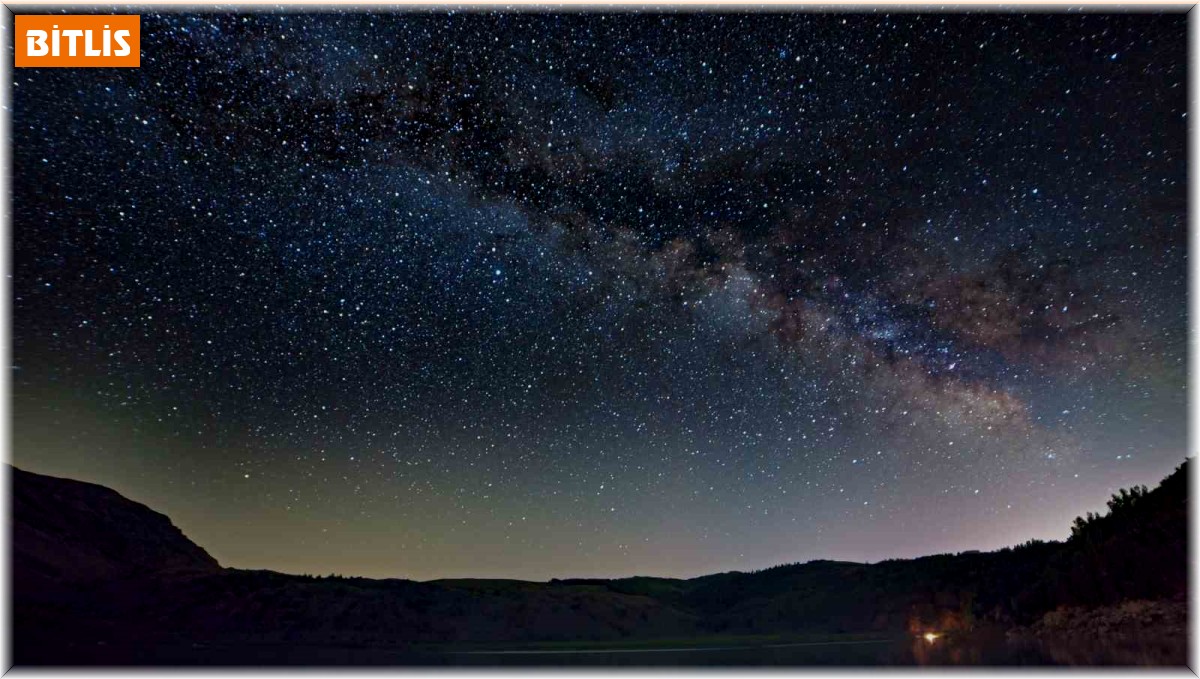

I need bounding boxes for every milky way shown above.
[12,12,1187,579]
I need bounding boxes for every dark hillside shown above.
[10,461,1188,664]
[12,465,220,589]
[1017,460,1188,616]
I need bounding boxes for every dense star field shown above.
[11,12,1187,580]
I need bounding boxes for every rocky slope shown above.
[12,465,220,589]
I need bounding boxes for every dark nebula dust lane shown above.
[11,12,1187,580]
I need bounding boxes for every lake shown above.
[50,631,1184,666]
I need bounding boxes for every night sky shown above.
[11,12,1188,580]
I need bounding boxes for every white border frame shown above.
[0,2,1192,676]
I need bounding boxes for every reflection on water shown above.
[904,632,1186,667]
[31,632,1189,666]
[1016,633,1189,667]
[442,633,1187,667]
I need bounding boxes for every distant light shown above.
[923,632,939,643]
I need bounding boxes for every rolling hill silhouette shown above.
[10,461,1188,665]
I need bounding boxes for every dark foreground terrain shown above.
[11,461,1189,666]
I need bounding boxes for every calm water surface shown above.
[54,632,1183,666]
